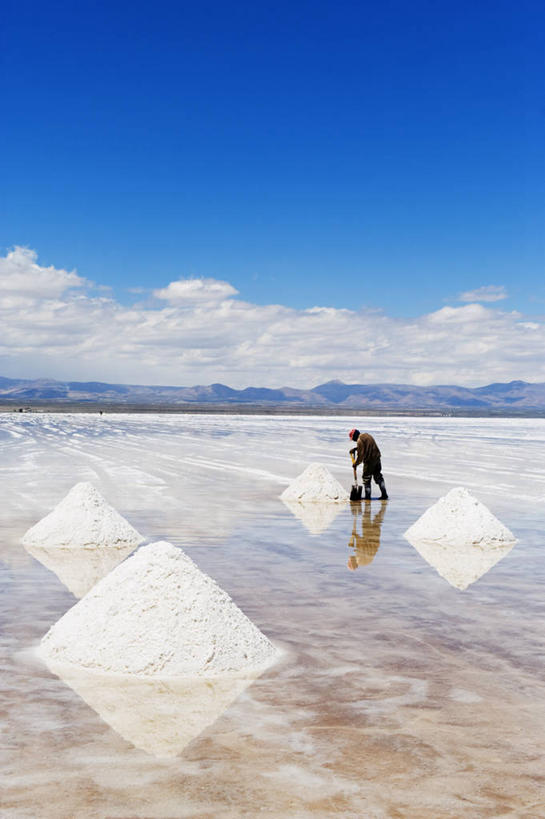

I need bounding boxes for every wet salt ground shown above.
[1,414,545,817]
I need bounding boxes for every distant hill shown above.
[1,375,545,411]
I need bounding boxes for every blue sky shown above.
[0,1,544,386]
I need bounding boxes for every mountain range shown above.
[1,376,545,411]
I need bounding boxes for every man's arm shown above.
[353,437,364,468]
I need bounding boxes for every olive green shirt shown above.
[353,432,381,467]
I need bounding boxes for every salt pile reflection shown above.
[44,659,258,758]
[24,542,138,598]
[281,498,346,535]
[405,537,516,590]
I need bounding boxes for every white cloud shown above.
[458,285,508,303]
[0,246,86,300]
[0,248,543,388]
[154,278,238,303]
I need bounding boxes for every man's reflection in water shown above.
[347,500,387,571]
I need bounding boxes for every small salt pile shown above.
[22,482,144,551]
[280,463,349,503]
[404,487,516,547]
[40,541,280,677]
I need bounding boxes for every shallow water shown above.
[1,414,544,817]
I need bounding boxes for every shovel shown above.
[349,450,362,501]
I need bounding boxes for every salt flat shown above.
[1,413,544,817]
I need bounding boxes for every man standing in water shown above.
[349,428,388,500]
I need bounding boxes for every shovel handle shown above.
[351,451,358,483]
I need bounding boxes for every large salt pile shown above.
[22,482,144,551]
[280,463,349,503]
[40,541,280,677]
[404,487,516,547]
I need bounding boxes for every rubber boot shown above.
[364,484,371,501]
[378,479,388,500]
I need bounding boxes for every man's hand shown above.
[349,447,357,456]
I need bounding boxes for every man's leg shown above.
[362,461,372,500]
[373,459,388,500]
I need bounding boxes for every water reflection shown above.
[44,659,260,758]
[281,498,347,535]
[24,543,138,598]
[405,536,516,590]
[347,501,387,571]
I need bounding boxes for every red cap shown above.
[348,428,356,439]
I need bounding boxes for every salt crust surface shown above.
[40,541,279,677]
[280,463,349,503]
[404,486,516,547]
[22,482,144,551]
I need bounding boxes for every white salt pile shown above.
[280,463,349,503]
[22,482,144,551]
[404,486,516,547]
[40,541,280,677]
